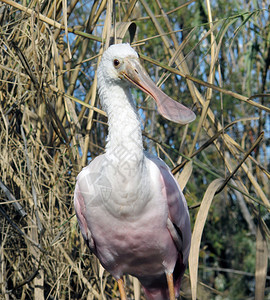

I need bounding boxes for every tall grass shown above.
[0,0,269,299]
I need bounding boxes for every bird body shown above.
[74,44,194,299]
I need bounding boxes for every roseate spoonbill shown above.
[74,43,195,300]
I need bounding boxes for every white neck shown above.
[99,83,144,164]
[97,81,150,218]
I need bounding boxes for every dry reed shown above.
[0,0,269,299]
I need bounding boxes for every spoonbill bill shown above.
[74,43,195,300]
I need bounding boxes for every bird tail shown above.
[141,254,185,300]
[142,286,169,300]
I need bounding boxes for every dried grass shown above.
[0,0,269,299]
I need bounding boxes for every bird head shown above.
[97,43,196,124]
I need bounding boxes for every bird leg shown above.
[166,272,176,300]
[117,278,127,300]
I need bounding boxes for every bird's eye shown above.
[113,59,120,68]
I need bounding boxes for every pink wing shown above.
[147,153,191,265]
[74,185,96,253]
[144,153,191,298]
[74,155,106,254]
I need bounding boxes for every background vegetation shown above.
[0,0,269,299]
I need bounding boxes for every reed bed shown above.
[0,0,269,299]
